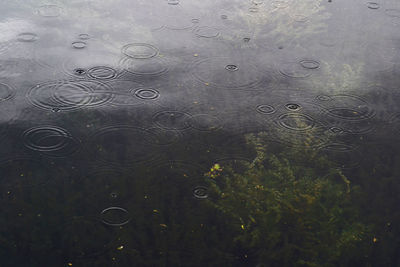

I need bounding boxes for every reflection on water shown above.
[1,0,400,266]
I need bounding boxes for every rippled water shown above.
[1,0,400,266]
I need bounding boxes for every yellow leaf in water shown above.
[160,224,167,228]
[241,224,245,230]
[117,245,124,250]
[68,263,73,266]
[373,237,378,243]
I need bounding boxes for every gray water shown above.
[1,0,400,266]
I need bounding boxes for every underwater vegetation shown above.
[204,133,371,267]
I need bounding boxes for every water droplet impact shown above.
[285,103,301,111]
[134,88,160,100]
[278,113,315,131]
[27,80,114,112]
[193,26,220,38]
[87,66,117,80]
[385,9,400,18]
[167,0,180,5]
[272,1,289,9]
[249,7,259,12]
[17,33,38,42]
[88,126,161,164]
[0,83,15,102]
[243,37,251,42]
[37,5,63,17]
[252,0,264,5]
[192,57,262,89]
[221,14,228,19]
[193,186,208,199]
[291,14,309,23]
[225,64,239,71]
[78,33,90,40]
[72,41,86,49]
[316,95,332,101]
[188,114,223,131]
[329,127,344,134]
[121,43,159,59]
[153,111,192,130]
[51,107,61,112]
[299,59,320,69]
[100,207,131,226]
[119,57,168,76]
[22,126,80,157]
[256,104,276,114]
[319,94,375,121]
[279,62,311,78]
[73,68,86,76]
[366,2,379,9]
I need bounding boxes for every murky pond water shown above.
[1,0,400,266]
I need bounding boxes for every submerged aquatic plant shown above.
[204,133,371,266]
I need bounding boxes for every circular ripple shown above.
[191,57,262,89]
[249,7,259,13]
[285,103,301,111]
[102,80,145,106]
[100,207,131,226]
[121,43,159,59]
[78,33,90,40]
[87,66,117,80]
[167,0,180,5]
[315,95,332,102]
[272,1,289,9]
[277,113,315,131]
[56,217,117,259]
[225,64,239,71]
[318,143,361,169]
[72,41,86,49]
[17,32,38,42]
[318,94,375,121]
[193,26,220,38]
[299,59,320,69]
[153,110,192,130]
[37,5,63,17]
[134,88,160,100]
[22,126,80,157]
[0,158,56,188]
[291,14,309,22]
[256,104,276,114]
[187,114,223,131]
[279,62,312,78]
[0,82,16,102]
[27,80,114,112]
[87,125,161,165]
[119,56,168,76]
[366,2,379,9]
[193,186,208,199]
[73,68,87,76]
[385,9,400,18]
[144,127,182,146]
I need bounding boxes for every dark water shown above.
[1,0,400,266]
